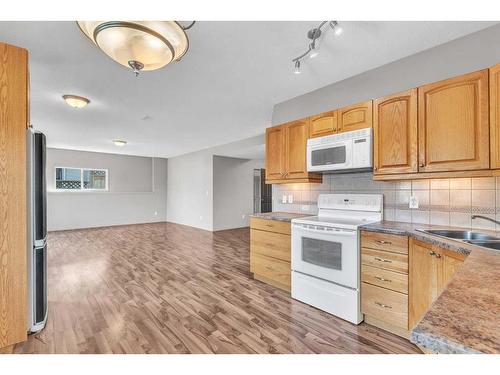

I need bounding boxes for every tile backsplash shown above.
[272,173,500,231]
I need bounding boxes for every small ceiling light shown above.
[113,140,127,147]
[77,21,193,76]
[63,94,90,109]
[293,60,301,75]
[309,42,319,59]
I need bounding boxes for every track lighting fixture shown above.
[292,21,342,75]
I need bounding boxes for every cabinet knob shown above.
[374,276,391,282]
[374,257,392,263]
[376,240,392,245]
[419,163,425,168]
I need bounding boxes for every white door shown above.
[291,223,359,289]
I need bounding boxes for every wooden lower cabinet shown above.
[250,218,291,292]
[360,231,409,338]
[362,283,408,330]
[409,239,466,328]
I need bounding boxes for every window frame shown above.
[54,166,109,192]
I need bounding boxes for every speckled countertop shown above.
[250,212,311,222]
[361,221,500,354]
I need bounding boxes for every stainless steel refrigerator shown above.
[27,129,47,333]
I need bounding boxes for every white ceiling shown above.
[0,21,496,158]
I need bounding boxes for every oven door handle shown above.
[293,225,357,236]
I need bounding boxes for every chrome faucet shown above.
[471,215,500,226]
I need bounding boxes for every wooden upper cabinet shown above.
[265,126,286,181]
[409,239,466,328]
[309,110,337,138]
[265,120,321,184]
[285,118,309,179]
[338,100,373,133]
[418,70,490,172]
[373,89,418,175]
[490,64,500,169]
[0,42,28,349]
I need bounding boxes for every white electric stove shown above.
[291,193,383,324]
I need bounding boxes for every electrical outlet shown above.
[241,214,245,219]
[282,194,287,204]
[409,195,419,209]
[301,205,309,212]
[154,211,158,216]
[288,194,293,204]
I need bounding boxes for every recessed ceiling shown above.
[0,21,496,158]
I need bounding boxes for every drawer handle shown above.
[429,251,442,258]
[375,301,392,309]
[374,257,392,263]
[265,224,274,227]
[376,240,392,245]
[374,276,391,282]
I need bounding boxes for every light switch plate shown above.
[409,195,419,209]
[288,194,293,204]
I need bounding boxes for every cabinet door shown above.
[409,239,439,328]
[490,64,500,169]
[338,100,373,133]
[285,119,309,179]
[418,70,489,172]
[373,89,418,175]
[437,249,466,292]
[265,126,286,181]
[0,43,28,349]
[309,111,337,138]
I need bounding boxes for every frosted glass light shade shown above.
[63,94,90,108]
[77,21,189,71]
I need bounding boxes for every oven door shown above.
[292,223,359,289]
[307,140,353,172]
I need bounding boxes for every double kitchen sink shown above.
[418,229,500,251]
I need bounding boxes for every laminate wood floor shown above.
[14,222,421,354]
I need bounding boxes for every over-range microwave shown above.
[307,128,373,173]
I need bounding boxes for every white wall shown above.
[213,156,264,231]
[47,148,167,231]
[272,24,500,124]
[166,150,214,231]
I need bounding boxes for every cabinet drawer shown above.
[250,229,290,262]
[361,264,408,294]
[251,253,291,291]
[362,283,408,330]
[250,218,291,235]
[361,231,408,254]
[361,248,408,274]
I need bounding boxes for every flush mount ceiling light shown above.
[62,94,90,108]
[77,21,195,76]
[113,140,127,147]
[292,21,342,75]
